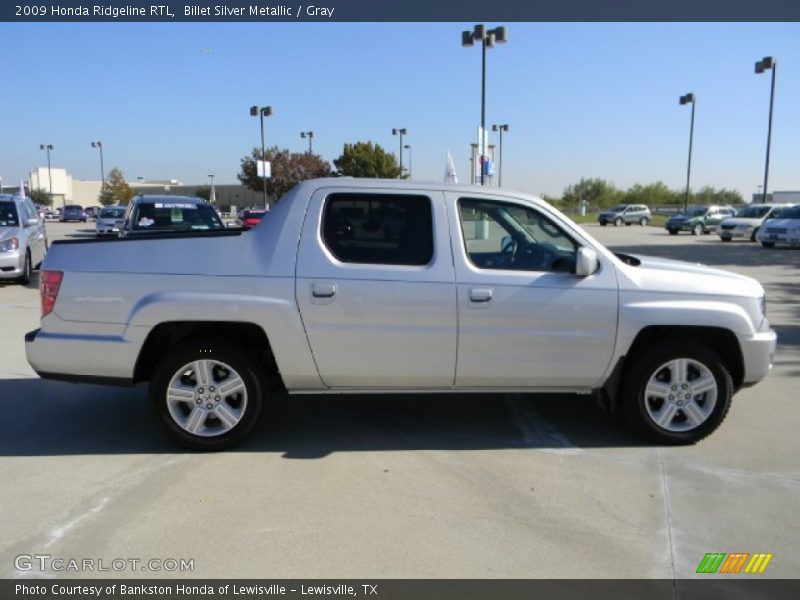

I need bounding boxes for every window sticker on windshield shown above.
[138,217,154,227]
[155,203,195,209]
[171,208,184,223]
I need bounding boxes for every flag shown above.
[444,150,458,184]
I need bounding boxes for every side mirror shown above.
[575,247,598,277]
[25,218,40,227]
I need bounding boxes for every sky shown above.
[0,21,798,198]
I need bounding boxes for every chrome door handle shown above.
[311,283,336,298]
[469,288,493,303]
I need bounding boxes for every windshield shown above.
[64,205,83,211]
[735,206,771,219]
[100,207,125,219]
[691,207,707,216]
[132,202,224,231]
[0,202,19,227]
[611,204,628,212]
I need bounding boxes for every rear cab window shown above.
[321,193,434,266]
[132,202,224,231]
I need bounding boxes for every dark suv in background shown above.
[665,205,736,235]
[60,205,87,223]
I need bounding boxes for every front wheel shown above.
[621,343,732,445]
[149,340,266,451]
[17,251,32,285]
[668,228,679,235]
[614,217,623,227]
[599,220,607,226]
[750,228,759,242]
[761,241,775,248]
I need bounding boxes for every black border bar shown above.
[3,1,800,22]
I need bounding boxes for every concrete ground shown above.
[0,221,797,579]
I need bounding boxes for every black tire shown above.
[639,217,648,226]
[668,228,679,235]
[625,222,631,226]
[692,223,704,236]
[621,342,733,445]
[18,251,32,285]
[721,236,731,242]
[761,242,775,248]
[149,339,266,451]
[614,217,623,227]
[599,220,607,226]
[750,228,759,242]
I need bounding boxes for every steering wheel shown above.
[501,237,518,265]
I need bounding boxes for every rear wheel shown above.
[614,217,623,227]
[692,223,704,236]
[149,340,266,451]
[668,229,679,235]
[750,228,759,242]
[621,343,732,445]
[761,242,775,248]
[639,217,648,226]
[721,236,731,242]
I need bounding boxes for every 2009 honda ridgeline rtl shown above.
[26,179,776,450]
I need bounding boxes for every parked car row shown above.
[0,194,48,285]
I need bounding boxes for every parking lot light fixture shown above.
[300,131,314,153]
[755,56,777,203]
[679,93,696,214]
[91,141,105,198]
[462,24,507,186]
[491,124,509,187]
[250,105,273,209]
[392,128,407,177]
[39,144,56,208]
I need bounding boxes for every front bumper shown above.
[719,227,754,240]
[759,232,800,246]
[738,329,777,385]
[0,250,23,279]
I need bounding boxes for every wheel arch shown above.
[133,321,284,389]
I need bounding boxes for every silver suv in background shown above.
[0,194,48,285]
[598,204,651,226]
[95,206,126,237]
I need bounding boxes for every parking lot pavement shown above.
[0,221,798,578]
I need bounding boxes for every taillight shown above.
[40,270,63,318]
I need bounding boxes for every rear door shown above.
[296,187,457,388]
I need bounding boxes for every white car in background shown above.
[756,204,800,248]
[718,203,793,242]
[0,194,48,285]
[95,206,126,237]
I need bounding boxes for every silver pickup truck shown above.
[25,179,776,450]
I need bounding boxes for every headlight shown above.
[0,237,19,252]
[759,295,767,317]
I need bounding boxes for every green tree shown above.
[623,181,680,206]
[99,168,135,206]
[561,178,623,210]
[194,185,212,202]
[333,142,402,179]
[238,146,332,204]
[27,188,52,207]
[691,186,743,206]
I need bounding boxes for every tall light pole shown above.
[403,144,412,179]
[755,56,777,203]
[91,141,105,198]
[250,105,273,209]
[39,144,55,207]
[491,124,509,187]
[301,131,314,153]
[462,24,507,186]
[679,93,696,214]
[0,177,3,195]
[392,128,407,177]
[207,174,215,204]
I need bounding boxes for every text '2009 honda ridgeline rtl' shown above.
[26,179,776,450]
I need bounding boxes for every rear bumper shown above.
[25,327,136,385]
[738,329,777,385]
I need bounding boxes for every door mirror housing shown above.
[575,247,598,277]
[25,218,40,227]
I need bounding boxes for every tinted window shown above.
[0,202,19,227]
[736,206,771,219]
[322,194,433,266]
[458,198,578,273]
[132,202,224,231]
[777,205,800,220]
